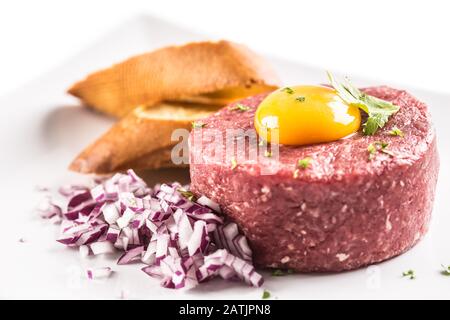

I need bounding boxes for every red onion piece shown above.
[37,198,62,219]
[196,195,221,213]
[102,203,120,224]
[187,221,208,256]
[90,241,115,255]
[86,267,113,280]
[68,191,92,210]
[79,245,90,258]
[117,246,145,265]
[116,208,135,229]
[43,169,262,289]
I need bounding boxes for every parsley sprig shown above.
[327,72,400,135]
[402,269,416,280]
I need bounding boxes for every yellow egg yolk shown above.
[254,85,361,145]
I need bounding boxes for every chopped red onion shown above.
[90,241,115,255]
[117,246,145,265]
[86,267,113,280]
[106,227,120,243]
[214,223,253,261]
[102,203,120,224]
[187,221,208,256]
[79,245,90,258]
[142,265,163,278]
[116,208,135,229]
[196,195,221,213]
[43,169,262,289]
[37,197,62,219]
[59,185,88,198]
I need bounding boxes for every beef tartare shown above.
[189,86,439,272]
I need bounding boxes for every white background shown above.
[0,0,449,97]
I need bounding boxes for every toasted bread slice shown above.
[69,103,218,174]
[68,40,280,118]
[117,146,184,172]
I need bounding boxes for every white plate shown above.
[1,15,449,300]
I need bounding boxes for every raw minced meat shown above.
[189,87,439,271]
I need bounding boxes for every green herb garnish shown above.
[191,121,206,129]
[229,103,250,112]
[402,269,416,279]
[178,188,195,201]
[230,157,238,170]
[378,141,394,156]
[367,143,377,160]
[389,126,404,137]
[295,96,306,102]
[367,141,393,160]
[262,290,271,299]
[327,71,400,135]
[282,87,294,94]
[441,265,450,276]
[297,157,312,169]
[379,141,389,149]
[271,269,285,276]
[271,269,294,277]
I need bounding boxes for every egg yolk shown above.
[254,85,361,145]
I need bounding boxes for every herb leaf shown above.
[191,121,206,129]
[441,264,450,276]
[297,157,312,169]
[367,143,377,160]
[327,71,400,135]
[367,141,393,160]
[271,269,294,277]
[177,188,195,201]
[282,87,294,94]
[389,126,404,137]
[295,96,306,102]
[262,290,271,299]
[271,269,285,276]
[402,269,416,279]
[229,103,250,112]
